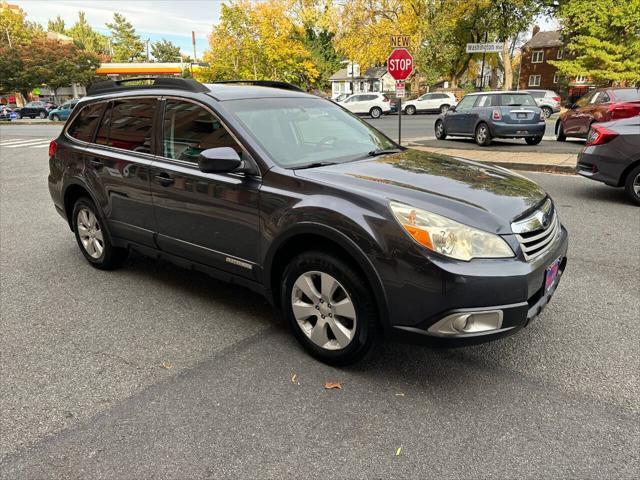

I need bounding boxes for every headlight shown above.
[389,201,514,261]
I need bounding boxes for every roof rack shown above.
[211,80,304,92]
[87,77,209,96]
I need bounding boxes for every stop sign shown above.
[387,48,413,80]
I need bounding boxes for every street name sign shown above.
[466,42,504,53]
[387,48,413,80]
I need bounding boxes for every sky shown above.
[14,0,225,58]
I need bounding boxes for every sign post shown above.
[465,40,504,90]
[387,47,413,145]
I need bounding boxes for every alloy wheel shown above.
[435,121,444,138]
[76,208,104,259]
[634,173,640,196]
[291,271,357,351]
[440,104,449,114]
[477,125,488,143]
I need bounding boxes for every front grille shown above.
[512,199,560,261]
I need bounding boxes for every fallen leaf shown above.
[160,361,173,369]
[324,381,343,390]
[395,393,405,397]
[291,373,300,385]
[395,446,402,456]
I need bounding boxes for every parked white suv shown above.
[523,90,561,118]
[341,93,391,118]
[404,92,457,115]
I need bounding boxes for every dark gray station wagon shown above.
[48,78,568,364]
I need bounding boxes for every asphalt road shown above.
[1,127,639,479]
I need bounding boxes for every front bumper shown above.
[491,121,546,138]
[387,225,568,346]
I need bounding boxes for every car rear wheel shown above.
[624,165,640,205]
[405,105,416,115]
[72,197,128,269]
[369,107,382,119]
[475,122,492,146]
[440,104,450,114]
[556,121,566,141]
[14,112,21,119]
[541,106,552,118]
[525,136,543,145]
[434,119,447,140]
[38,111,46,119]
[281,251,379,365]
[51,114,60,121]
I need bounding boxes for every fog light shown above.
[428,310,504,336]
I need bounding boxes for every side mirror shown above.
[198,147,243,173]
[448,106,456,112]
[565,102,576,109]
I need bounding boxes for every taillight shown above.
[382,96,390,102]
[492,109,502,120]
[48,139,58,158]
[586,125,618,146]
[552,96,561,102]
[608,103,640,120]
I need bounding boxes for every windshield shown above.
[499,93,537,106]
[225,97,397,168]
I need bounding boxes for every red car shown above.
[555,87,640,141]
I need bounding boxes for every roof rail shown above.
[87,77,209,96]
[211,80,304,92]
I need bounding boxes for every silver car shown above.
[524,90,561,118]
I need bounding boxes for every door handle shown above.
[154,173,174,186]
[89,159,102,169]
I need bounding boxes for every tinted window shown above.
[163,100,242,162]
[95,102,112,146]
[498,93,536,106]
[106,99,156,153]
[475,95,495,107]
[612,89,640,102]
[67,103,105,142]
[364,95,377,101]
[419,94,432,101]
[456,95,476,110]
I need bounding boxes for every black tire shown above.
[541,106,552,118]
[624,164,640,206]
[14,111,21,119]
[405,105,416,115]
[525,136,543,145]
[72,197,128,270]
[556,121,566,141]
[475,122,492,146]
[281,251,379,365]
[51,114,60,121]
[440,104,450,114]
[369,107,382,119]
[434,119,447,140]
[38,111,46,119]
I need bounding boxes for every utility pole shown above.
[192,31,196,62]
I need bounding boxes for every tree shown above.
[47,15,65,33]
[200,0,318,87]
[550,0,640,85]
[0,4,44,47]
[0,39,100,99]
[151,39,181,62]
[67,11,110,57]
[105,13,145,62]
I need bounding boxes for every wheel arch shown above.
[264,223,390,330]
[62,180,100,231]
[619,159,640,188]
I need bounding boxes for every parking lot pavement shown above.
[1,132,639,478]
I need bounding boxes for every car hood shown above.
[294,149,547,234]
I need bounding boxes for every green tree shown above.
[0,4,44,47]
[0,38,100,99]
[67,11,109,56]
[550,0,640,85]
[105,13,145,62]
[151,39,181,62]
[47,15,65,33]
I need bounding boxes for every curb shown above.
[485,161,576,175]
[0,121,55,126]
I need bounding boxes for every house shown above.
[518,26,593,98]
[329,65,395,99]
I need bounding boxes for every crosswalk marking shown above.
[1,138,52,148]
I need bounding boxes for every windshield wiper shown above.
[293,161,338,170]
[367,148,403,157]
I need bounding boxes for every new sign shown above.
[387,48,413,80]
[465,42,504,53]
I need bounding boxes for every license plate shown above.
[517,113,527,119]
[545,258,561,291]
[516,130,528,134]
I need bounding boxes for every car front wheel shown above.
[440,104,450,114]
[369,107,382,119]
[624,164,640,205]
[38,111,46,119]
[434,119,447,140]
[541,106,552,118]
[14,112,21,119]
[556,121,566,141]
[72,197,128,269]
[51,114,60,121]
[405,105,416,115]
[475,122,492,146]
[282,251,379,365]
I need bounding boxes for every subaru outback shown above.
[48,78,568,365]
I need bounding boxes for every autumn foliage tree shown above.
[200,0,318,87]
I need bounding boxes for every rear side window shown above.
[612,89,639,102]
[498,93,536,106]
[107,99,156,153]
[162,99,242,162]
[529,91,545,99]
[67,103,105,142]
